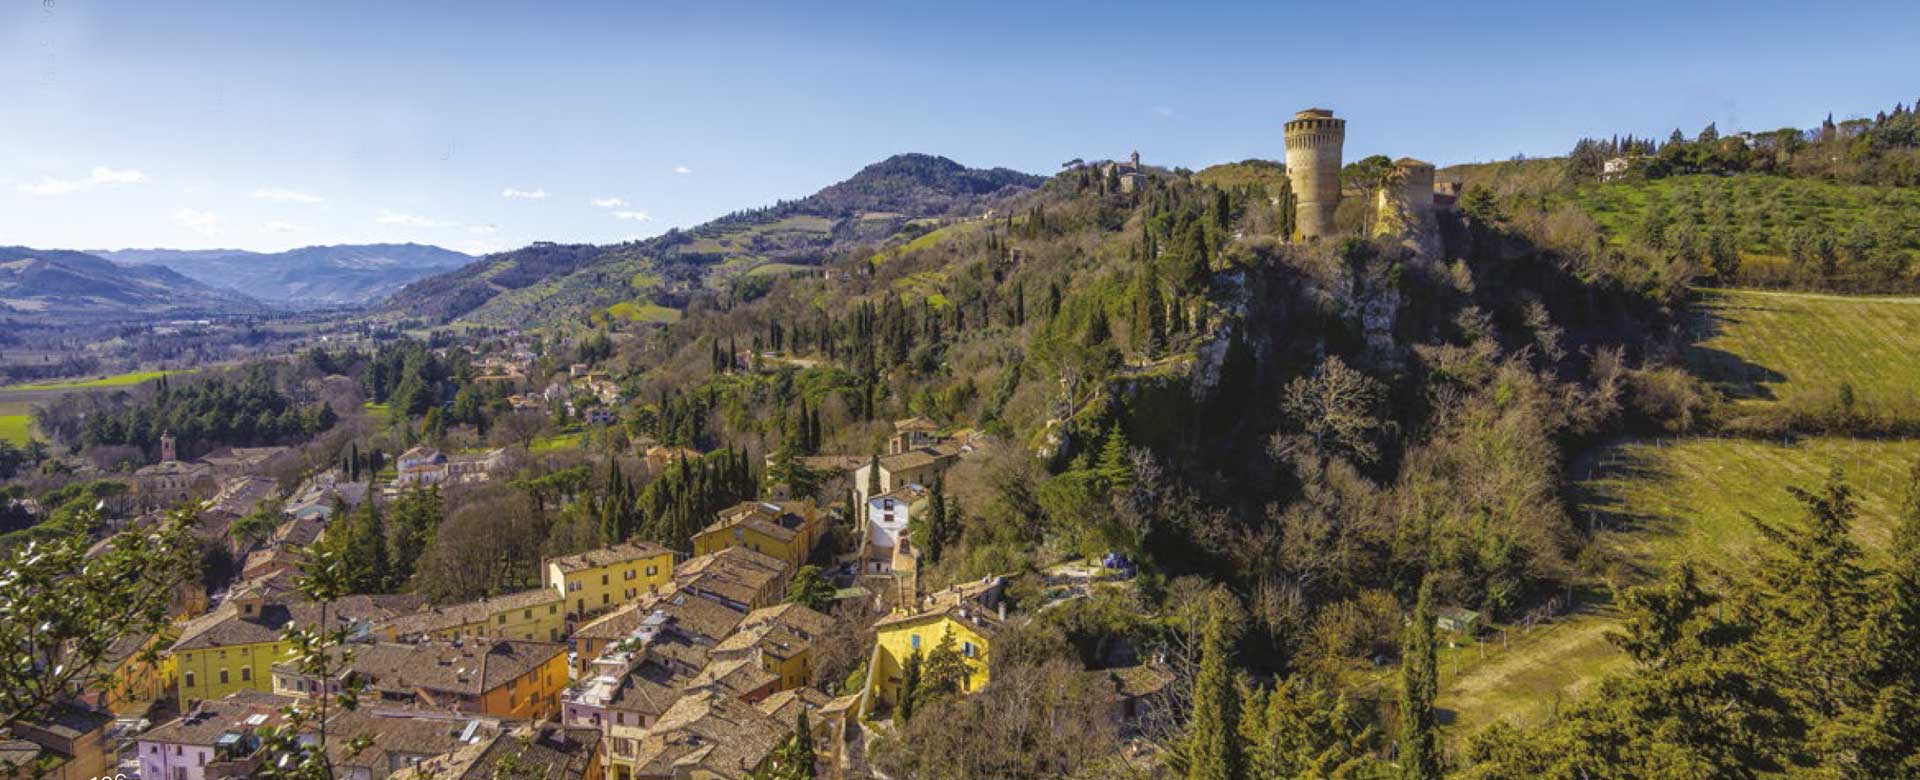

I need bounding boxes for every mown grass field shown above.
[0,369,179,392]
[1685,288,1920,410]
[0,412,31,444]
[1437,435,1920,735]
[531,430,584,451]
[1580,436,1918,572]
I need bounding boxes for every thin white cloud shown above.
[501,187,548,199]
[469,224,498,235]
[672,166,691,175]
[90,167,147,184]
[252,187,324,204]
[263,221,303,233]
[1152,105,1175,118]
[172,207,224,237]
[612,210,653,222]
[376,209,445,227]
[589,196,628,208]
[16,166,148,196]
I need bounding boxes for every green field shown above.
[1685,288,1920,410]
[531,430,584,451]
[1580,436,1918,572]
[602,301,683,324]
[1438,435,1920,734]
[0,369,180,392]
[0,414,31,445]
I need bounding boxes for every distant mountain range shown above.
[0,246,261,320]
[92,243,473,307]
[382,154,1042,325]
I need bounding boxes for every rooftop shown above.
[674,547,789,611]
[695,500,811,544]
[172,593,427,652]
[874,576,1008,637]
[624,690,790,780]
[281,639,564,697]
[544,539,674,574]
[138,690,298,746]
[391,723,600,780]
[370,588,563,639]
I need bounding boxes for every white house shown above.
[136,690,295,780]
[861,484,928,574]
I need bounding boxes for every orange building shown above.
[272,638,569,720]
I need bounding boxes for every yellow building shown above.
[709,602,836,692]
[544,540,676,621]
[368,587,566,643]
[690,499,820,573]
[272,639,570,721]
[860,577,1006,718]
[74,632,168,716]
[167,588,424,707]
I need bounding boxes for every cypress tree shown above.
[1399,577,1442,780]
[1187,610,1240,780]
[896,649,922,724]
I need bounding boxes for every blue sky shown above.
[3,0,1916,254]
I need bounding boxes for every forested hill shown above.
[377,154,1043,326]
[0,246,262,320]
[96,243,473,307]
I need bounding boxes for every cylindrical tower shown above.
[1283,108,1346,240]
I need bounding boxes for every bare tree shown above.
[1275,355,1390,465]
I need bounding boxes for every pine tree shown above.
[1754,469,1871,718]
[786,565,836,611]
[1399,577,1442,780]
[1096,425,1132,492]
[1186,611,1240,780]
[1879,457,1920,687]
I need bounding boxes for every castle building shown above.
[1393,157,1436,215]
[1283,108,1346,240]
[1101,151,1146,193]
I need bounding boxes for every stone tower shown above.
[1283,108,1346,240]
[160,431,177,463]
[1393,157,1436,215]
[1374,158,1442,266]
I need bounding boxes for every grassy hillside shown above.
[1436,157,1569,195]
[1191,159,1289,192]
[1436,435,1920,734]
[1580,436,1918,571]
[1434,277,1920,733]
[1685,288,1920,411]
